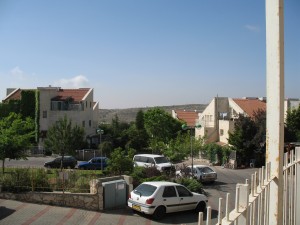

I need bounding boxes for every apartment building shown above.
[3,86,99,148]
[195,97,266,145]
[195,97,300,145]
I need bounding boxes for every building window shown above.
[220,129,224,136]
[89,120,91,127]
[82,121,85,127]
[43,111,47,118]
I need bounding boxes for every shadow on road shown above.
[0,206,15,220]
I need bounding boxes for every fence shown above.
[197,147,300,225]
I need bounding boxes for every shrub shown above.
[72,177,90,193]
[175,177,204,194]
[131,166,164,188]
[0,168,53,192]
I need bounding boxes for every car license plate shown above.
[132,205,141,211]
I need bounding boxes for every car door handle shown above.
[163,199,166,201]
[180,198,183,200]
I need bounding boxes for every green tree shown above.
[202,143,224,164]
[144,108,182,144]
[44,115,85,170]
[107,147,135,175]
[0,100,21,118]
[0,113,35,173]
[285,105,300,142]
[106,115,131,149]
[228,114,257,165]
[126,110,149,151]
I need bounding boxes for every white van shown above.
[133,154,174,172]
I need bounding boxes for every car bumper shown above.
[127,199,156,215]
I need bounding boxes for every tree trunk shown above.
[2,159,5,174]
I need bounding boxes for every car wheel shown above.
[153,206,166,220]
[195,201,206,213]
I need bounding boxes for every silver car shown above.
[128,181,207,220]
[176,165,217,183]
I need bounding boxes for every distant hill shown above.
[99,104,207,124]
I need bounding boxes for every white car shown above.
[128,181,207,220]
[176,165,217,183]
[133,154,175,172]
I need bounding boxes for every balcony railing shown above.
[197,147,300,225]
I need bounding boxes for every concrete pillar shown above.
[265,0,284,225]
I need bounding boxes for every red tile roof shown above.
[3,88,90,103]
[175,110,199,127]
[4,88,22,101]
[51,88,90,102]
[233,98,266,118]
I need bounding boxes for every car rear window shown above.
[134,184,157,197]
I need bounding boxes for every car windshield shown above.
[154,156,169,164]
[134,184,157,197]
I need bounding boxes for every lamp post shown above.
[97,128,104,170]
[182,124,201,177]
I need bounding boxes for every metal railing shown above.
[197,147,300,225]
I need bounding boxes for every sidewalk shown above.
[0,198,133,225]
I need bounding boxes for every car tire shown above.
[153,206,166,220]
[195,201,206,213]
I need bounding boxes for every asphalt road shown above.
[1,157,258,224]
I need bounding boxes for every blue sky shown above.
[0,0,299,109]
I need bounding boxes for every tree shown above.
[285,105,300,142]
[107,147,135,175]
[126,110,149,151]
[0,113,35,173]
[144,108,182,144]
[228,114,257,166]
[44,115,85,170]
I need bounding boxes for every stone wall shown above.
[0,192,100,211]
[0,175,133,211]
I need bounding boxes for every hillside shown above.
[99,104,207,124]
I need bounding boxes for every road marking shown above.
[87,212,101,225]
[21,205,51,225]
[56,208,77,225]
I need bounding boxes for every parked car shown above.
[44,156,77,169]
[176,165,217,183]
[133,154,175,172]
[128,181,207,220]
[78,157,108,170]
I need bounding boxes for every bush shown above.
[72,177,90,193]
[0,168,42,192]
[131,166,164,188]
[175,177,204,194]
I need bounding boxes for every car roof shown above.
[56,156,74,158]
[141,181,181,187]
[188,165,209,168]
[91,157,107,159]
[134,154,164,157]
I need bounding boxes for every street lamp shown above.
[182,123,201,177]
[97,128,104,170]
